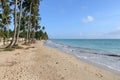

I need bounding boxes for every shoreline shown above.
[45,42,120,75]
[44,42,120,79]
[0,41,120,80]
[45,40,120,74]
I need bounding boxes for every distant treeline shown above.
[0,0,48,48]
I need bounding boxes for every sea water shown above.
[45,39,120,72]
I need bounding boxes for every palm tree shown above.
[19,11,28,43]
[31,3,40,42]
[0,0,12,45]
[23,0,41,43]
[23,0,32,43]
[14,0,23,45]
[6,0,18,48]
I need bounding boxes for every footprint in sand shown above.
[14,53,20,56]
[95,73,103,78]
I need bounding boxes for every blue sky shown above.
[40,0,120,39]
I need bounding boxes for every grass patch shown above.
[2,45,23,51]
[12,45,23,49]
[4,48,15,51]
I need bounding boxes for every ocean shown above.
[45,39,120,72]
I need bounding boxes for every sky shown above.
[40,0,120,39]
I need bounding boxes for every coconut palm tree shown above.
[14,0,23,45]
[23,0,41,43]
[31,4,40,41]
[0,0,12,45]
[6,0,18,48]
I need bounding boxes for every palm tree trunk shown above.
[7,26,9,44]
[24,12,27,44]
[31,29,35,42]
[28,3,32,43]
[6,0,18,48]
[14,0,23,45]
[32,21,36,42]
[3,28,5,45]
[26,23,29,43]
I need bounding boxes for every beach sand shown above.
[0,41,119,80]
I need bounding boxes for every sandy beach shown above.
[0,41,119,80]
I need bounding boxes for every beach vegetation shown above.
[12,45,23,49]
[4,48,15,51]
[0,0,48,49]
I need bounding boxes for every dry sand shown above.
[0,41,120,80]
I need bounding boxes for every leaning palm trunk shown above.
[14,0,23,45]
[6,0,18,48]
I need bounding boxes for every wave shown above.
[103,54,120,57]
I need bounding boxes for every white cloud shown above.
[82,16,94,23]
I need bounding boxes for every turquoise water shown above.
[52,39,120,55]
[45,39,120,72]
